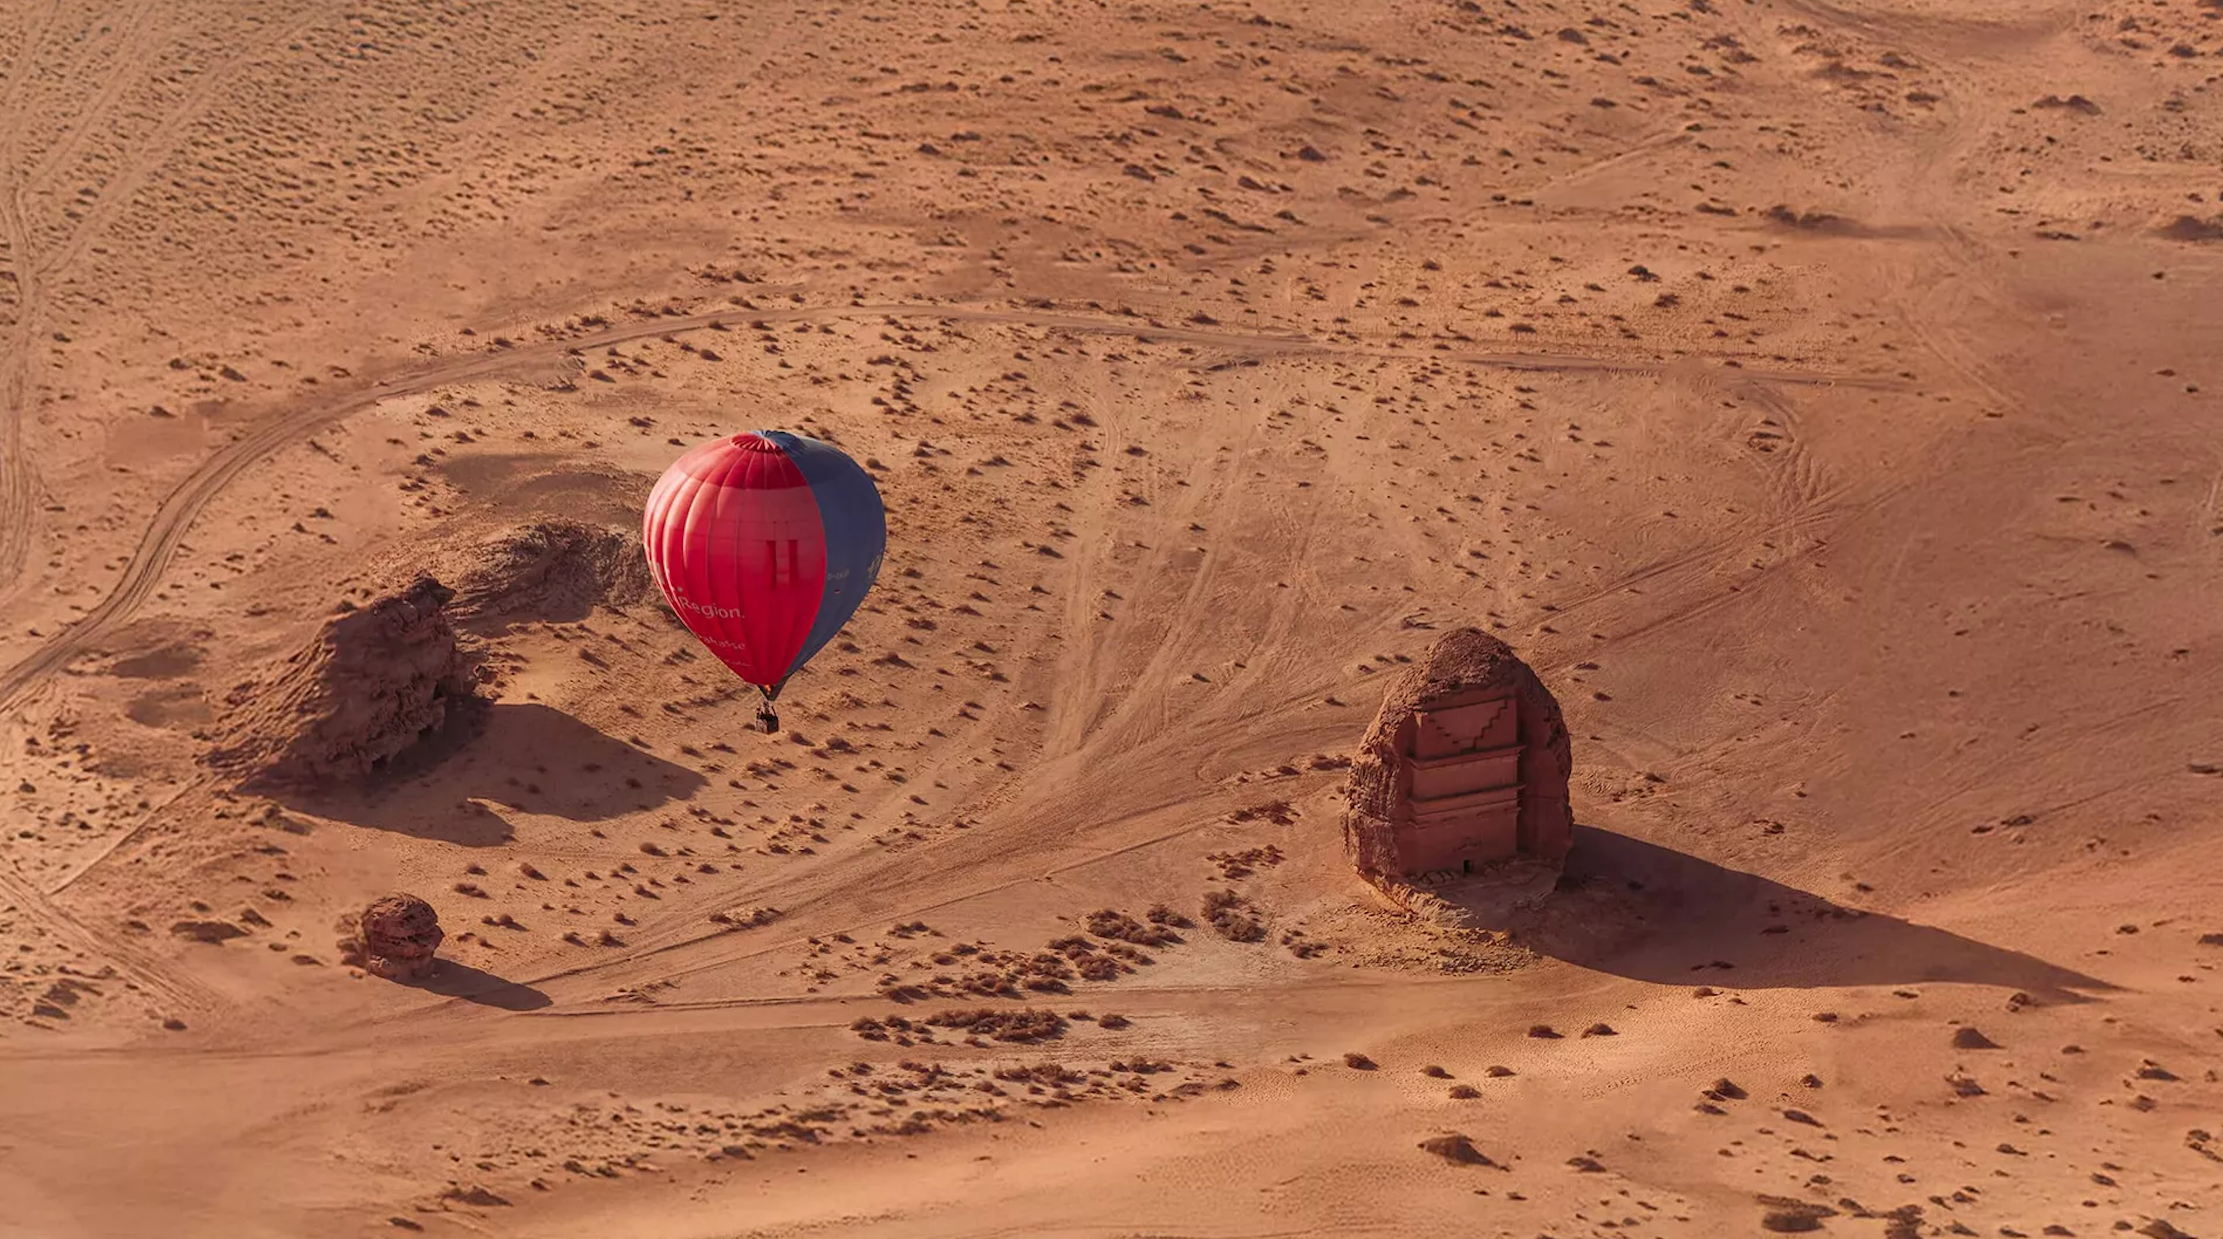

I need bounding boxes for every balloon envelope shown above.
[642,430,886,692]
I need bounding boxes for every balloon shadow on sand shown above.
[280,699,709,847]
[409,959,551,1011]
[1507,826,2117,1004]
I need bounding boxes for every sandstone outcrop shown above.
[205,576,475,787]
[1342,629,1573,888]
[350,894,444,981]
[445,519,653,625]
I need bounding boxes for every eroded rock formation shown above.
[446,519,653,625]
[205,576,475,787]
[352,893,444,981]
[1342,629,1572,887]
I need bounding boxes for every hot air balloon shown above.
[642,430,886,733]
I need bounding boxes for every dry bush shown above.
[1226,800,1297,825]
[1047,934,1134,982]
[1087,908,1183,947]
[925,1007,1069,1043]
[1202,890,1265,942]
[994,1061,1086,1086]
[1206,844,1285,879]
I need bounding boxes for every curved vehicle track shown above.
[0,301,1903,715]
[0,3,326,606]
[0,108,47,598]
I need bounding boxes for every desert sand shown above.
[2,0,2221,1235]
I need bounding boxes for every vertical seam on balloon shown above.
[737,443,783,686]
[664,467,706,643]
[705,446,753,682]
[645,450,692,600]
[648,469,687,638]
[751,435,787,683]
[641,475,665,597]
[746,444,794,687]
[650,465,689,607]
[675,452,731,678]
[777,436,829,686]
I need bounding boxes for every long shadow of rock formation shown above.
[1512,825,2117,1003]
[410,958,552,1011]
[280,699,708,846]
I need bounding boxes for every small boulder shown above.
[354,894,444,981]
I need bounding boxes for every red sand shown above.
[2,2,2219,1236]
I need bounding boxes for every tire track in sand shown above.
[12,1,168,223]
[0,3,323,603]
[33,8,327,285]
[0,2,62,602]
[0,301,1903,717]
[0,190,41,602]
